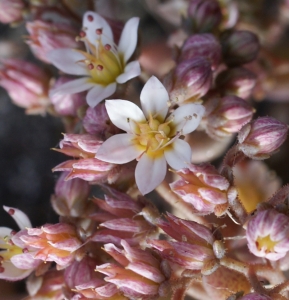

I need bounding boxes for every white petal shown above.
[83,11,113,46]
[140,76,169,121]
[0,261,32,281]
[0,227,13,241]
[164,139,191,169]
[118,17,140,62]
[96,134,142,164]
[171,103,205,135]
[105,99,146,132]
[47,49,88,76]
[135,153,167,195]
[49,77,94,97]
[86,83,116,107]
[3,206,31,229]
[116,60,141,84]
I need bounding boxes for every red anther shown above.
[79,30,86,37]
[104,44,111,51]
[0,266,4,273]
[97,65,103,71]
[96,28,103,35]
[0,255,3,262]
[88,63,94,70]
[8,208,15,215]
[22,248,29,254]
[10,230,17,236]
[87,15,94,22]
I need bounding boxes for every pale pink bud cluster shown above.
[170,163,236,216]
[20,223,83,268]
[238,117,288,159]
[96,240,171,299]
[204,95,254,139]
[0,59,51,114]
[149,214,220,274]
[26,19,79,63]
[50,77,86,117]
[0,0,25,24]
[90,188,159,247]
[220,30,260,67]
[216,67,257,99]
[51,172,91,217]
[246,208,289,261]
[186,0,222,33]
[53,134,117,182]
[83,103,120,139]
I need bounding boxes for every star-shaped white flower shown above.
[48,11,141,107]
[96,76,205,194]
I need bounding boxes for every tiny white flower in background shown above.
[96,76,205,195]
[48,11,141,108]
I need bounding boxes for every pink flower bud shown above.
[186,0,222,33]
[179,34,222,70]
[246,208,289,261]
[20,223,83,267]
[83,103,120,139]
[51,172,90,217]
[170,163,236,216]
[53,134,117,182]
[0,59,51,114]
[216,67,257,99]
[238,117,288,159]
[50,77,86,116]
[204,95,254,139]
[166,57,212,104]
[221,30,260,67]
[96,240,170,299]
[26,19,79,63]
[0,0,24,24]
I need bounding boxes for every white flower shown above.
[0,206,41,281]
[96,76,205,194]
[48,11,141,108]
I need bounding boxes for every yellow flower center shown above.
[132,115,174,159]
[77,31,124,85]
[0,235,23,262]
[256,235,278,253]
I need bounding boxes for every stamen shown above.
[22,248,29,253]
[0,266,4,273]
[104,44,111,51]
[87,15,94,22]
[96,28,103,35]
[8,208,15,215]
[79,30,86,37]
[88,63,94,70]
[0,255,3,262]
[97,65,104,71]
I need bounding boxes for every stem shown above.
[155,181,206,224]
[270,279,289,295]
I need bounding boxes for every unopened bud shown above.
[220,30,260,67]
[204,96,254,139]
[238,117,288,159]
[216,67,256,99]
[166,57,212,104]
[186,0,222,33]
[179,33,221,70]
[237,293,272,300]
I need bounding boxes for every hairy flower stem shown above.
[220,257,285,293]
[155,181,206,224]
[270,279,289,295]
